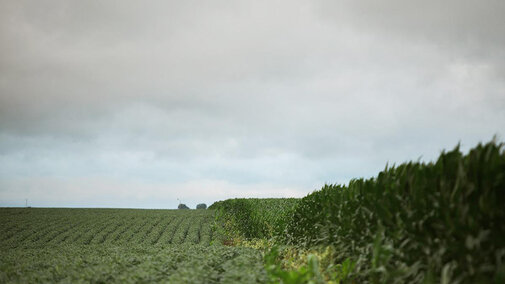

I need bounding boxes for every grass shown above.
[209,198,299,240]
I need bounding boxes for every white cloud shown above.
[0,0,504,207]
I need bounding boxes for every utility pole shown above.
[25,199,28,207]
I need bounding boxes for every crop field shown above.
[0,209,267,283]
[212,140,505,283]
[0,209,218,248]
[1,140,504,283]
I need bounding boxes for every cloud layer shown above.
[1,0,504,208]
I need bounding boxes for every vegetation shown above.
[0,209,267,283]
[197,203,208,209]
[2,139,503,283]
[209,198,299,239]
[178,203,190,209]
[0,209,219,247]
[0,244,266,283]
[283,140,505,283]
[213,140,505,283]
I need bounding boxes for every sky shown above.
[1,0,504,209]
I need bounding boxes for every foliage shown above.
[3,139,503,283]
[284,140,505,283]
[0,208,217,247]
[209,198,300,239]
[265,246,325,284]
[197,203,207,209]
[0,244,267,283]
[0,208,267,283]
[244,242,356,284]
[178,203,190,209]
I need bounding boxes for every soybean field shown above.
[0,209,218,247]
[0,208,267,283]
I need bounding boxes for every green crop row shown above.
[0,209,217,248]
[209,198,300,240]
[0,208,267,283]
[0,244,267,283]
[212,140,505,283]
[282,140,505,283]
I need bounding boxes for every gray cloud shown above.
[1,0,504,208]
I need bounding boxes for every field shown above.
[211,140,505,283]
[0,209,217,247]
[1,140,504,283]
[0,209,266,283]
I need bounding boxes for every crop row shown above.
[0,244,267,283]
[213,139,505,283]
[209,198,299,239]
[283,140,505,283]
[0,209,217,248]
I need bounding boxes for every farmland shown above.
[1,140,504,283]
[0,209,217,247]
[212,140,505,283]
[0,209,267,283]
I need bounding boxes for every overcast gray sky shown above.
[1,0,504,208]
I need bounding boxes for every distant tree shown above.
[178,203,189,209]
[196,203,207,209]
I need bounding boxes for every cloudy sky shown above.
[1,0,504,208]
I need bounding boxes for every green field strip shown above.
[207,214,216,242]
[0,218,27,240]
[0,209,270,283]
[0,216,53,243]
[164,247,223,282]
[166,216,185,244]
[59,216,101,244]
[0,244,266,283]
[137,216,165,245]
[170,217,187,244]
[81,216,122,245]
[153,215,181,245]
[28,217,78,245]
[216,247,267,283]
[0,219,32,242]
[45,217,91,245]
[3,215,67,248]
[90,221,123,245]
[186,215,204,244]
[88,214,125,245]
[102,219,131,245]
[121,219,151,244]
[171,216,192,244]
[199,215,213,245]
[117,217,149,244]
[134,216,162,244]
[156,216,179,245]
[37,215,92,244]
[127,218,155,244]
[0,210,219,248]
[144,215,174,245]
[163,245,265,283]
[0,222,30,242]
[68,215,111,244]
